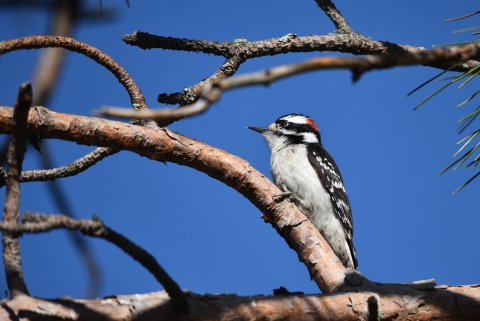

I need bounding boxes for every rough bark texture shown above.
[2,84,32,298]
[1,284,480,321]
[0,106,347,293]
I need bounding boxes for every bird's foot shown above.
[273,184,301,203]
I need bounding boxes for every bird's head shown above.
[247,113,321,150]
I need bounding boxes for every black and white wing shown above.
[306,144,358,268]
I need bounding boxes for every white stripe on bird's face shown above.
[279,114,309,124]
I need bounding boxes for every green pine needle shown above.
[458,107,480,123]
[451,64,480,84]
[456,129,480,144]
[452,171,480,195]
[413,81,454,110]
[454,131,479,157]
[438,156,465,176]
[436,75,462,82]
[439,141,480,176]
[433,41,474,47]
[453,142,480,171]
[458,90,480,107]
[453,26,480,34]
[407,63,462,97]
[457,69,480,89]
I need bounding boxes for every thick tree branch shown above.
[0,212,188,311]
[2,284,480,321]
[99,43,480,122]
[0,106,347,293]
[314,0,352,33]
[2,83,32,298]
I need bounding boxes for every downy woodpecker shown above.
[248,113,357,269]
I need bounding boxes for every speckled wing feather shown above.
[306,144,357,268]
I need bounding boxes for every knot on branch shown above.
[158,88,197,105]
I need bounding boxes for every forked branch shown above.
[0,106,347,293]
[100,42,480,122]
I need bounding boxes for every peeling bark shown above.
[2,284,480,321]
[0,106,347,293]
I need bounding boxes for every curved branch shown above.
[157,56,245,107]
[0,106,347,293]
[0,35,148,112]
[0,146,119,187]
[0,213,187,310]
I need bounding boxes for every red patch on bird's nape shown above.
[306,118,319,132]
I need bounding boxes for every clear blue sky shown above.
[0,1,479,299]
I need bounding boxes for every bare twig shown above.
[0,146,119,187]
[2,83,32,298]
[99,84,218,121]
[0,35,148,113]
[446,11,480,22]
[314,0,352,32]
[0,212,188,310]
[157,56,244,107]
[99,43,480,122]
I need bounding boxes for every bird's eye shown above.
[278,120,288,127]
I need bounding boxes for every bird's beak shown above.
[247,123,276,133]
[246,126,268,133]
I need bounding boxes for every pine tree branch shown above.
[0,35,149,115]
[0,147,119,187]
[314,0,352,32]
[123,31,479,110]
[0,106,348,293]
[2,83,32,298]
[2,284,480,321]
[99,43,480,122]
[0,212,188,311]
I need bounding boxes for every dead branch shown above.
[0,35,148,113]
[314,0,352,32]
[0,106,347,293]
[2,83,32,298]
[156,56,245,109]
[0,212,188,310]
[2,284,480,321]
[99,43,480,122]
[123,31,421,59]
[0,146,119,187]
[123,31,479,109]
